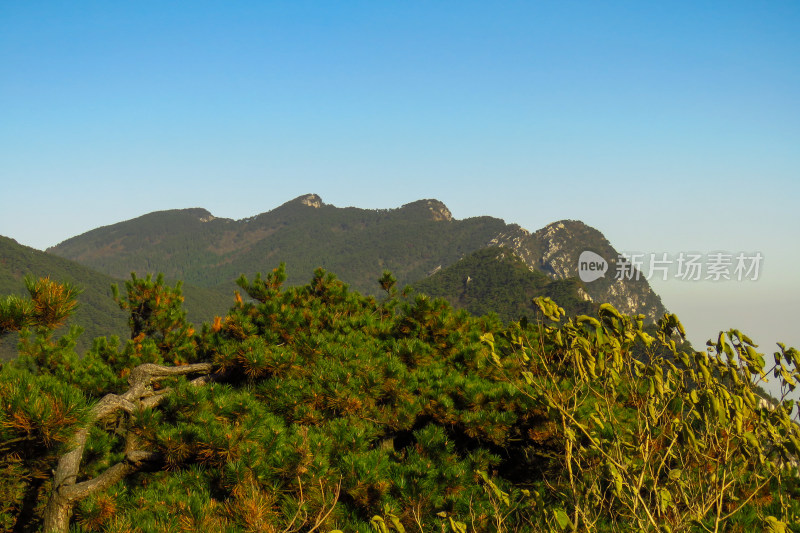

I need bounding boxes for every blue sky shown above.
[1,1,798,373]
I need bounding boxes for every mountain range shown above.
[2,194,667,358]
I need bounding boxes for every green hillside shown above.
[0,236,128,359]
[0,236,230,360]
[412,246,597,321]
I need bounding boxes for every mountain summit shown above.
[400,199,453,222]
[287,193,324,209]
[48,196,667,321]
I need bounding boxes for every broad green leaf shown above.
[744,431,760,450]
[370,516,389,533]
[609,463,623,495]
[764,516,787,533]
[637,330,654,346]
[448,518,467,533]
[647,402,657,421]
[599,303,622,319]
[389,515,406,532]
[659,488,673,511]
[553,508,571,530]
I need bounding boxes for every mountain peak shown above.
[268,194,326,216]
[401,199,453,221]
[539,219,591,234]
[180,208,216,222]
[297,194,324,208]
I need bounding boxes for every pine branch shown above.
[42,361,215,533]
[60,450,161,502]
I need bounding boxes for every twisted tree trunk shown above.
[42,362,213,533]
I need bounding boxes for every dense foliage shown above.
[0,267,798,532]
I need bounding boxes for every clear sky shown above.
[1,1,798,382]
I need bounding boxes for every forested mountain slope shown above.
[0,236,230,359]
[0,235,127,358]
[49,194,668,322]
[412,246,597,321]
